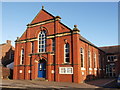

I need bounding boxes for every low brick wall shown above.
[2,67,10,79]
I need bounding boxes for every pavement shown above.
[85,78,116,87]
[0,78,118,89]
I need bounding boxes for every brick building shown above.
[0,40,14,79]
[13,7,106,83]
[100,45,120,77]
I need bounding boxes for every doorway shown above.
[38,59,46,78]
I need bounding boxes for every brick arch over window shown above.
[34,26,48,38]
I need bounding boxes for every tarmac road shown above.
[1,79,120,90]
[103,79,120,89]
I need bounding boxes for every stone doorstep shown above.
[33,78,46,81]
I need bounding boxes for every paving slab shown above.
[86,78,116,87]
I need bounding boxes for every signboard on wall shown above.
[59,67,73,74]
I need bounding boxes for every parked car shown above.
[117,74,120,87]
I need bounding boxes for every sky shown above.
[1,2,118,47]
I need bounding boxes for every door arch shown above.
[38,59,46,78]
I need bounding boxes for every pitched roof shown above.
[99,45,120,54]
[59,20,104,52]
[18,7,104,52]
[80,36,95,46]
[80,36,105,52]
[58,20,99,50]
[30,9,55,24]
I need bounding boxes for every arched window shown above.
[80,48,84,67]
[52,39,55,52]
[38,30,46,52]
[64,43,70,63]
[94,53,96,68]
[88,50,91,68]
[20,49,24,65]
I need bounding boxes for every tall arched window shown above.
[80,48,84,68]
[52,39,55,52]
[38,30,46,52]
[20,49,24,65]
[94,53,96,68]
[88,50,91,68]
[64,43,70,63]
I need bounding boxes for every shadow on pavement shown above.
[84,77,120,89]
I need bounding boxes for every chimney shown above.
[6,40,11,45]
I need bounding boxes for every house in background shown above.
[13,6,106,83]
[100,45,120,77]
[0,40,14,79]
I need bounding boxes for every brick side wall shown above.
[2,67,10,79]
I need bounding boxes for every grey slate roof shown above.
[80,35,105,52]
[80,35,95,46]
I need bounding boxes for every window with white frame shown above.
[107,55,117,62]
[59,67,73,74]
[64,43,70,63]
[38,30,46,52]
[114,56,117,61]
[20,49,24,65]
[94,53,96,68]
[80,48,84,67]
[52,39,55,52]
[88,50,91,68]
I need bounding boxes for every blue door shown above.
[38,61,46,78]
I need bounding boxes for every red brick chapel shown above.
[13,6,106,83]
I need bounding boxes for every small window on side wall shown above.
[52,39,55,52]
[88,50,91,68]
[80,48,84,68]
[20,49,24,65]
[94,53,96,68]
[64,43,70,63]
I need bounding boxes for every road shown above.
[1,79,120,89]
[1,79,99,89]
[103,79,120,89]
